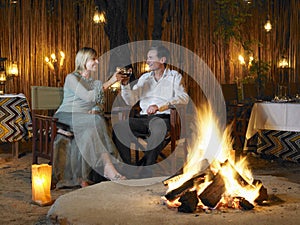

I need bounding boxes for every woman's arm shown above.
[66,74,98,102]
[103,71,127,91]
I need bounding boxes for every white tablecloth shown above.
[0,93,26,98]
[245,102,300,141]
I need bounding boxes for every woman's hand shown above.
[110,71,129,84]
[88,110,101,114]
[103,71,128,90]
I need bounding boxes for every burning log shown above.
[253,179,268,204]
[238,197,254,210]
[163,157,269,213]
[199,173,225,208]
[163,159,210,186]
[178,191,199,213]
[221,160,248,186]
[164,167,212,202]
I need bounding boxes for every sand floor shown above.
[0,142,300,225]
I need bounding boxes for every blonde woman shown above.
[54,47,126,188]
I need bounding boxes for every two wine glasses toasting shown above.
[116,67,132,77]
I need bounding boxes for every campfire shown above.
[162,106,268,213]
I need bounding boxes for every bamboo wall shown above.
[0,0,298,107]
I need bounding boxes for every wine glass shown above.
[116,67,132,77]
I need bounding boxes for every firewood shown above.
[253,179,268,204]
[178,190,199,213]
[163,159,210,186]
[164,168,212,201]
[199,173,225,208]
[238,197,254,210]
[221,160,249,186]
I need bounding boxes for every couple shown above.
[54,45,188,187]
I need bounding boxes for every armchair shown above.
[221,84,252,157]
[112,103,187,169]
[31,86,73,165]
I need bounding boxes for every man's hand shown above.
[147,105,159,115]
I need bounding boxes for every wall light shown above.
[0,58,18,94]
[238,55,245,65]
[45,51,65,73]
[278,56,289,68]
[0,58,6,86]
[264,19,272,32]
[93,6,106,24]
[8,61,18,77]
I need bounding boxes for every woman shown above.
[54,47,126,188]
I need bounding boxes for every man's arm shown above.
[120,75,147,106]
[158,72,189,112]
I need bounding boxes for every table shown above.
[244,102,300,163]
[0,93,32,157]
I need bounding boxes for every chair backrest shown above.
[262,82,275,101]
[221,83,239,105]
[31,86,64,165]
[289,82,298,97]
[242,83,257,102]
[31,86,64,111]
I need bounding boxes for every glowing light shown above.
[164,104,263,209]
[31,164,52,206]
[143,63,150,72]
[93,10,106,24]
[238,55,245,65]
[8,62,18,76]
[59,51,65,67]
[50,53,56,62]
[44,56,54,71]
[264,20,272,32]
[278,57,289,68]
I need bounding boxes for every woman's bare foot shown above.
[104,163,126,181]
[80,181,90,188]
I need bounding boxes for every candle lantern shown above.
[0,57,7,94]
[31,164,53,206]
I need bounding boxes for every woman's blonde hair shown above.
[74,47,97,73]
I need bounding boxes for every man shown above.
[113,45,189,167]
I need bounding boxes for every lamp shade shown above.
[0,71,6,82]
[8,62,18,76]
[31,164,53,206]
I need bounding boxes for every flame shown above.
[219,161,262,204]
[165,104,262,209]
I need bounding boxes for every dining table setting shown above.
[0,93,32,157]
[243,93,300,163]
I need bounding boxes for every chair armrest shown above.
[169,104,187,141]
[32,114,59,123]
[56,121,72,132]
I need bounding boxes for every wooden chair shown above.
[262,82,275,101]
[112,103,187,168]
[242,83,258,103]
[221,83,239,123]
[289,82,299,97]
[31,86,73,165]
[221,84,252,156]
[32,86,110,188]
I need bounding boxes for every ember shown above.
[162,106,268,213]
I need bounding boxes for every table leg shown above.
[12,142,19,158]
